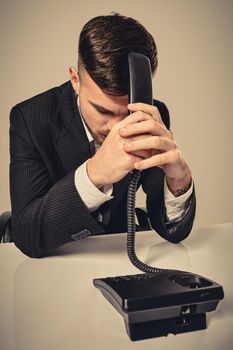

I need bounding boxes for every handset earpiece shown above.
[128,52,153,106]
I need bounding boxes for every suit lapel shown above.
[52,82,92,174]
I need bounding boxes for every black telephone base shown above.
[93,270,224,341]
[125,313,206,341]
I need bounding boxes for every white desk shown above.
[0,223,232,350]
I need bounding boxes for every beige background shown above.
[0,0,232,228]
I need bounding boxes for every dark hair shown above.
[78,13,157,96]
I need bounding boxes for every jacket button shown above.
[71,229,91,240]
[168,226,177,234]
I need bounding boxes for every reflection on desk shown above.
[0,223,232,350]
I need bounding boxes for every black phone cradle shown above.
[93,270,224,341]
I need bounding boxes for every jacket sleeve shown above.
[142,101,196,243]
[9,106,104,258]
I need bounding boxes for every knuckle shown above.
[151,105,158,113]
[176,149,182,161]
[168,130,174,139]
[171,149,180,163]
[172,140,178,149]
[158,154,165,165]
[149,119,156,129]
[111,123,118,132]
[113,122,123,135]
[154,136,161,148]
[152,106,160,120]
[139,110,145,119]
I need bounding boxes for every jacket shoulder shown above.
[10,81,71,118]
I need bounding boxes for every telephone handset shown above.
[93,52,224,341]
[127,52,173,274]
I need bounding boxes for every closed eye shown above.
[90,102,115,116]
[89,100,128,117]
[96,108,113,115]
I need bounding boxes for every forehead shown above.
[79,69,128,112]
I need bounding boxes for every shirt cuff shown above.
[74,160,113,212]
[164,178,194,223]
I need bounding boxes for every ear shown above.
[69,66,80,94]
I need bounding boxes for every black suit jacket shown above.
[9,81,195,257]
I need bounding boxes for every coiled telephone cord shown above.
[127,170,174,273]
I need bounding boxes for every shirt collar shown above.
[77,95,93,143]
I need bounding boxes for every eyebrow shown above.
[89,101,115,115]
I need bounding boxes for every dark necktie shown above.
[89,139,95,156]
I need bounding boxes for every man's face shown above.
[70,67,129,144]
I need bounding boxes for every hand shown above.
[86,114,151,188]
[118,103,192,196]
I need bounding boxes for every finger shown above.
[123,136,176,153]
[134,150,180,170]
[119,119,171,138]
[117,110,152,128]
[128,103,162,123]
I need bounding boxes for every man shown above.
[9,13,195,258]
